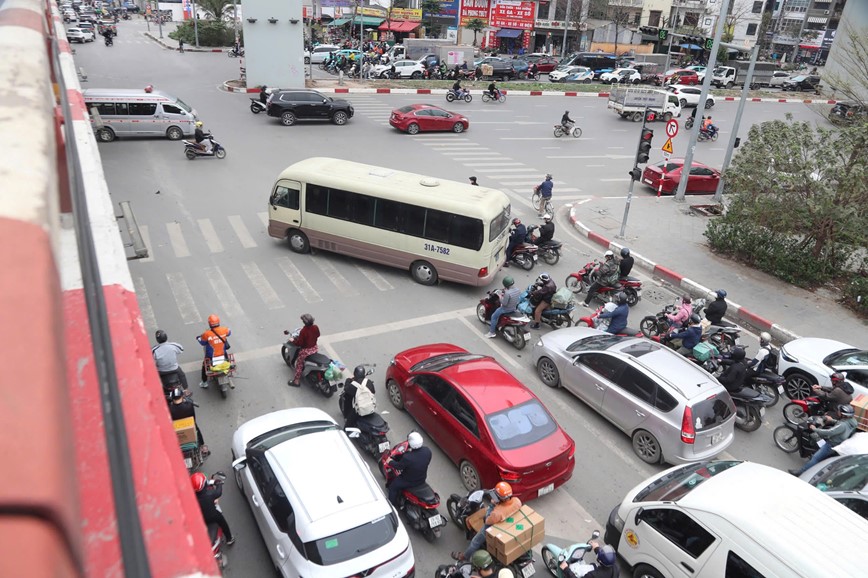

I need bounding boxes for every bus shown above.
[267,158,512,286]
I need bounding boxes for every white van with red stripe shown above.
[83,88,198,142]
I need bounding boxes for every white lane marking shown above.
[599,178,629,182]
[242,261,284,310]
[577,198,592,205]
[546,154,634,160]
[276,256,322,303]
[166,222,191,258]
[166,272,201,324]
[204,266,244,318]
[133,276,157,330]
[440,151,495,156]
[258,212,269,228]
[462,162,521,167]
[421,140,473,144]
[456,316,521,370]
[198,218,225,253]
[313,255,359,296]
[229,215,258,249]
[607,146,625,149]
[474,168,539,173]
[139,225,154,263]
[500,137,567,141]
[356,265,394,291]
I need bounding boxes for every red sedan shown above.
[661,68,700,86]
[389,104,469,135]
[385,344,575,501]
[641,159,722,194]
[522,55,560,73]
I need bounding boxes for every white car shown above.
[778,337,868,399]
[600,68,641,84]
[549,65,586,82]
[687,65,708,81]
[769,70,791,87]
[668,84,716,108]
[67,27,95,43]
[305,44,340,65]
[231,408,415,578]
[372,59,425,79]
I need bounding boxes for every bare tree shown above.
[823,22,868,107]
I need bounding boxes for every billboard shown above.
[460,0,490,26]
[489,0,534,30]
[389,8,423,21]
[425,0,459,18]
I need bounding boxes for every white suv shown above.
[67,27,95,43]
[231,408,415,578]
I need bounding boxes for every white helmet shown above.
[760,332,771,345]
[604,250,614,258]
[543,214,552,221]
[408,432,423,449]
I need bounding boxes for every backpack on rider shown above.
[353,378,377,416]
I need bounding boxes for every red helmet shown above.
[208,314,220,328]
[512,218,521,226]
[494,481,513,501]
[191,472,207,492]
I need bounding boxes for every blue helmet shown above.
[597,545,616,567]
[716,289,727,299]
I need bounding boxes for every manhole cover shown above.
[642,287,677,305]
[690,204,723,217]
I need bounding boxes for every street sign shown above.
[662,151,672,161]
[665,120,678,138]
[661,138,674,154]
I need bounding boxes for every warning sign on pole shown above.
[661,138,674,154]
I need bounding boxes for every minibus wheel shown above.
[166,126,183,140]
[97,127,115,142]
[288,230,310,253]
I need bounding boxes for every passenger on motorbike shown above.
[599,292,629,335]
[453,482,522,562]
[534,214,555,245]
[664,314,703,356]
[486,276,521,338]
[287,313,320,387]
[618,247,634,278]
[342,365,375,427]
[558,541,619,578]
[468,550,497,578]
[666,295,693,329]
[531,273,557,329]
[789,404,857,476]
[503,218,526,266]
[452,79,466,99]
[192,472,235,546]
[561,110,575,132]
[748,332,774,374]
[259,85,269,104]
[701,116,715,135]
[386,432,432,507]
[152,329,188,390]
[169,387,208,454]
[705,289,728,325]
[193,121,210,153]
[582,251,619,307]
[197,314,231,388]
[535,174,554,217]
[718,347,748,394]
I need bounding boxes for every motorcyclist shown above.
[529,62,539,78]
[582,251,619,307]
[386,432,432,508]
[168,387,208,454]
[664,313,703,356]
[718,347,748,394]
[486,276,521,338]
[487,81,499,100]
[152,329,189,390]
[811,373,854,414]
[531,273,557,330]
[748,332,775,374]
[666,295,693,329]
[535,173,554,217]
[503,218,526,266]
[259,85,269,105]
[789,404,857,476]
[341,365,375,427]
[705,289,728,325]
[452,79,465,98]
[191,472,235,546]
[599,292,629,335]
[701,115,714,134]
[561,110,575,132]
[197,314,231,388]
[193,121,209,153]
[533,214,555,245]
[559,541,619,578]
[452,482,522,562]
[618,247,634,278]
[467,550,497,578]
[287,313,320,387]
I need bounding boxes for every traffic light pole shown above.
[618,109,651,239]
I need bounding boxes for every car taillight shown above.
[478,267,488,278]
[498,467,521,481]
[681,406,696,444]
[568,443,576,460]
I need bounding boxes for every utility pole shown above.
[191,0,200,47]
[619,109,655,239]
[560,0,572,58]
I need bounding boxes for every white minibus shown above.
[82,88,198,142]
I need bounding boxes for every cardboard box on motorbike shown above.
[173,417,197,446]
[467,505,545,565]
[850,394,868,432]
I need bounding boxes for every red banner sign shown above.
[489,0,534,30]
[460,0,490,26]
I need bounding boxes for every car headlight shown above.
[608,506,625,533]
[780,346,799,364]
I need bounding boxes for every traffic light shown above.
[637,128,654,164]
[639,26,659,38]
[704,37,714,51]
[645,110,657,122]
[659,29,669,41]
[629,168,642,181]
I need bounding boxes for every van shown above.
[604,460,868,578]
[82,88,198,142]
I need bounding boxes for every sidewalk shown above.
[568,194,867,342]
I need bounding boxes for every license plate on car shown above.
[378,441,391,453]
[777,384,785,394]
[643,179,652,185]
[428,514,443,528]
[521,563,536,578]
[711,432,723,445]
[538,483,554,497]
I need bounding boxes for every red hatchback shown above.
[386,344,575,502]
[389,104,469,135]
[661,68,700,86]
[641,159,722,194]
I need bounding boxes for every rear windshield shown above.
[305,512,398,566]
[812,455,868,492]
[397,105,416,114]
[485,400,558,451]
[692,394,734,431]
[634,461,741,502]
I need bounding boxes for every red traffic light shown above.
[645,111,656,122]
[641,128,654,141]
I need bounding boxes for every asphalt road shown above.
[74,20,833,577]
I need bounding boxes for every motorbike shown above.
[104,35,113,46]
[159,370,183,401]
[640,297,708,338]
[729,386,771,432]
[517,285,575,330]
[575,303,640,336]
[525,225,562,265]
[445,89,473,103]
[541,531,602,578]
[773,415,825,456]
[379,440,447,542]
[203,354,236,399]
[507,241,539,270]
[704,323,741,353]
[476,291,533,350]
[685,116,695,130]
[228,47,244,58]
[184,136,227,160]
[205,472,229,570]
[746,369,785,408]
[481,91,506,104]
[249,98,267,114]
[782,390,836,425]
[337,366,391,459]
[553,123,582,138]
[565,259,599,293]
[829,102,864,125]
[281,328,343,397]
[698,125,719,142]
[565,261,642,306]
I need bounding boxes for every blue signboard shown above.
[425,0,459,21]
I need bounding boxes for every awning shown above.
[679,43,702,50]
[328,16,384,27]
[798,44,821,50]
[378,20,420,33]
[496,28,523,39]
[328,18,350,27]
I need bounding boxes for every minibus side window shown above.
[128,103,157,115]
[639,508,715,558]
[725,551,765,578]
[162,104,183,115]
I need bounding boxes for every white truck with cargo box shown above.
[711,61,779,88]
[607,87,681,122]
[604,460,868,578]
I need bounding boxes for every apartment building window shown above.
[746,23,758,35]
[752,1,763,12]
[648,10,661,27]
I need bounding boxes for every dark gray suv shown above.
[266,89,354,127]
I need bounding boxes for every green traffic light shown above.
[705,37,714,50]
[659,29,668,41]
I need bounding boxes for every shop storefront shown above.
[489,0,533,53]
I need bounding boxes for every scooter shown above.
[379,439,447,542]
[445,89,473,103]
[184,136,227,160]
[476,290,532,350]
[281,328,343,397]
[205,472,229,570]
[525,225,563,265]
[337,366,391,459]
[729,386,771,432]
[507,242,539,270]
[782,389,836,425]
[566,263,642,306]
[774,415,824,455]
[541,531,602,577]
[249,98,267,114]
[104,35,113,46]
[203,354,236,399]
[481,90,506,104]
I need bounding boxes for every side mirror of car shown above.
[634,507,645,526]
[231,456,247,472]
[345,427,361,439]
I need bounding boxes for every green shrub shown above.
[167,20,237,47]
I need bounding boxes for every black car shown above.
[829,101,865,125]
[476,57,516,80]
[781,75,821,92]
[266,89,354,127]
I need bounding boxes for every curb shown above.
[568,205,801,344]
[222,81,259,93]
[143,32,227,53]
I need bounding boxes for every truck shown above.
[388,38,475,67]
[711,61,779,88]
[607,87,682,122]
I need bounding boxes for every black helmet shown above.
[502,276,515,288]
[597,545,616,567]
[155,329,167,343]
[169,387,184,401]
[353,365,366,381]
[838,404,855,417]
[616,292,627,305]
[689,313,701,324]
[730,347,746,361]
[620,247,630,257]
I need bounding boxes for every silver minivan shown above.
[83,88,198,142]
[532,328,736,464]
